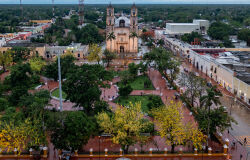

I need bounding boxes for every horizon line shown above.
[1,3,250,4]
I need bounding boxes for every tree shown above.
[77,24,104,44]
[200,85,223,143]
[107,32,116,51]
[44,53,76,80]
[181,32,203,44]
[238,28,250,46]
[102,49,116,67]
[196,106,236,136]
[0,118,46,153]
[179,72,206,108]
[63,64,113,114]
[19,90,51,119]
[87,44,102,64]
[207,22,233,40]
[49,111,96,152]
[152,101,206,153]
[129,32,138,52]
[244,18,250,26]
[118,85,133,97]
[128,63,138,79]
[29,57,46,73]
[0,50,13,72]
[156,39,165,47]
[200,86,222,110]
[97,102,149,153]
[11,47,30,63]
[143,47,180,85]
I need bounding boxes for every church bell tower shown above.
[130,3,138,34]
[106,3,115,34]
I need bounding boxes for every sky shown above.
[0,0,250,4]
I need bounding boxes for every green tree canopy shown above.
[62,64,113,114]
[181,32,203,44]
[44,53,76,80]
[208,22,233,40]
[49,111,96,151]
[238,28,250,46]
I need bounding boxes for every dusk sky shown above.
[1,0,250,4]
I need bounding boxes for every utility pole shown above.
[20,0,23,21]
[78,0,84,25]
[52,0,55,18]
[57,52,63,112]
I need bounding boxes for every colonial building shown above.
[106,4,138,54]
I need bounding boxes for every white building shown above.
[165,19,209,35]
[163,36,250,105]
[193,19,210,34]
[0,38,6,47]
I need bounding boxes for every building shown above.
[165,19,209,35]
[0,43,88,60]
[45,43,89,59]
[0,38,6,47]
[162,36,250,105]
[29,20,52,24]
[106,4,138,54]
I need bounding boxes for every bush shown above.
[147,95,163,110]
[0,98,8,112]
[119,85,133,97]
[144,78,151,88]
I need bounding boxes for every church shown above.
[106,4,138,54]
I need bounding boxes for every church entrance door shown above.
[120,46,124,53]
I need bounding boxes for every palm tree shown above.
[200,85,222,109]
[107,32,116,52]
[200,85,222,148]
[129,32,138,53]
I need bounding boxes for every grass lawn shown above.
[118,75,154,90]
[114,95,162,113]
[51,88,67,99]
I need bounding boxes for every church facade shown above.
[106,4,138,54]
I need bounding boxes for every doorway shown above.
[120,46,124,53]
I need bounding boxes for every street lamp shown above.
[98,136,101,160]
[57,52,63,112]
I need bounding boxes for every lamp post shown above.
[98,136,101,160]
[57,52,63,112]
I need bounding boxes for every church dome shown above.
[115,16,130,28]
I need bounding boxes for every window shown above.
[214,67,217,73]
[120,38,123,42]
[78,53,80,57]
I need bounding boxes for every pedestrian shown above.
[240,154,243,160]
[244,137,247,145]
